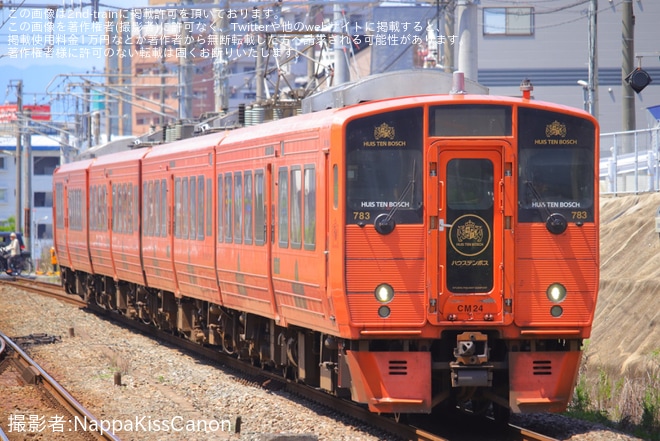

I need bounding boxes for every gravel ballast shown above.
[0,285,646,441]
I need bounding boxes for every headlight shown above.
[375,283,394,303]
[546,283,567,303]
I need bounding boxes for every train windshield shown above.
[518,108,596,222]
[345,107,424,224]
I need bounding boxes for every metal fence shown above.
[600,127,660,194]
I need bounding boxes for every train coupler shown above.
[450,331,493,387]
[450,366,493,387]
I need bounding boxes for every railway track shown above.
[0,328,121,440]
[4,277,559,441]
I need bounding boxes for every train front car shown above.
[330,95,599,418]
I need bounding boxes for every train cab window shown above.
[429,105,512,137]
[255,170,265,246]
[447,159,494,210]
[224,174,233,243]
[278,167,289,247]
[345,107,424,224]
[304,165,316,250]
[517,108,596,223]
[244,171,253,245]
[234,172,243,244]
[290,167,302,249]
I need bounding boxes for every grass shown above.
[565,351,660,440]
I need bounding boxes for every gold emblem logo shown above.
[456,220,484,242]
[545,120,567,137]
[374,123,395,140]
[449,214,491,257]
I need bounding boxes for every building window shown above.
[34,192,53,207]
[36,223,53,240]
[0,188,7,203]
[33,157,59,175]
[483,8,534,36]
[0,156,6,170]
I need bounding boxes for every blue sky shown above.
[0,1,150,106]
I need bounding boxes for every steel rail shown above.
[0,331,122,441]
[6,279,559,441]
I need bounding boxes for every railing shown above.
[600,127,660,194]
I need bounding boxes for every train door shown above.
[429,142,506,324]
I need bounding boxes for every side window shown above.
[55,183,64,228]
[224,173,233,243]
[174,178,181,238]
[112,184,117,232]
[234,172,242,244]
[218,174,224,243]
[254,170,265,246]
[153,180,160,237]
[132,183,137,233]
[103,186,108,232]
[160,179,167,237]
[206,178,212,238]
[278,167,288,247]
[143,182,149,236]
[190,176,197,240]
[290,167,302,249]
[304,165,316,250]
[197,176,204,240]
[90,185,97,231]
[244,171,253,245]
[333,164,338,209]
[182,177,189,239]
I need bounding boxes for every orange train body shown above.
[53,93,599,417]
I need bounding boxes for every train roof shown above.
[90,146,151,166]
[161,93,596,153]
[301,69,489,113]
[144,130,227,159]
[54,158,96,175]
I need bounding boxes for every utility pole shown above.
[456,0,478,81]
[22,108,31,249]
[14,80,23,237]
[444,1,455,73]
[588,0,598,118]
[179,9,194,119]
[622,0,635,132]
[213,1,229,112]
[255,10,266,103]
[333,3,349,85]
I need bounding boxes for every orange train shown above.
[53,91,599,419]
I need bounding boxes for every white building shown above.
[0,134,60,269]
